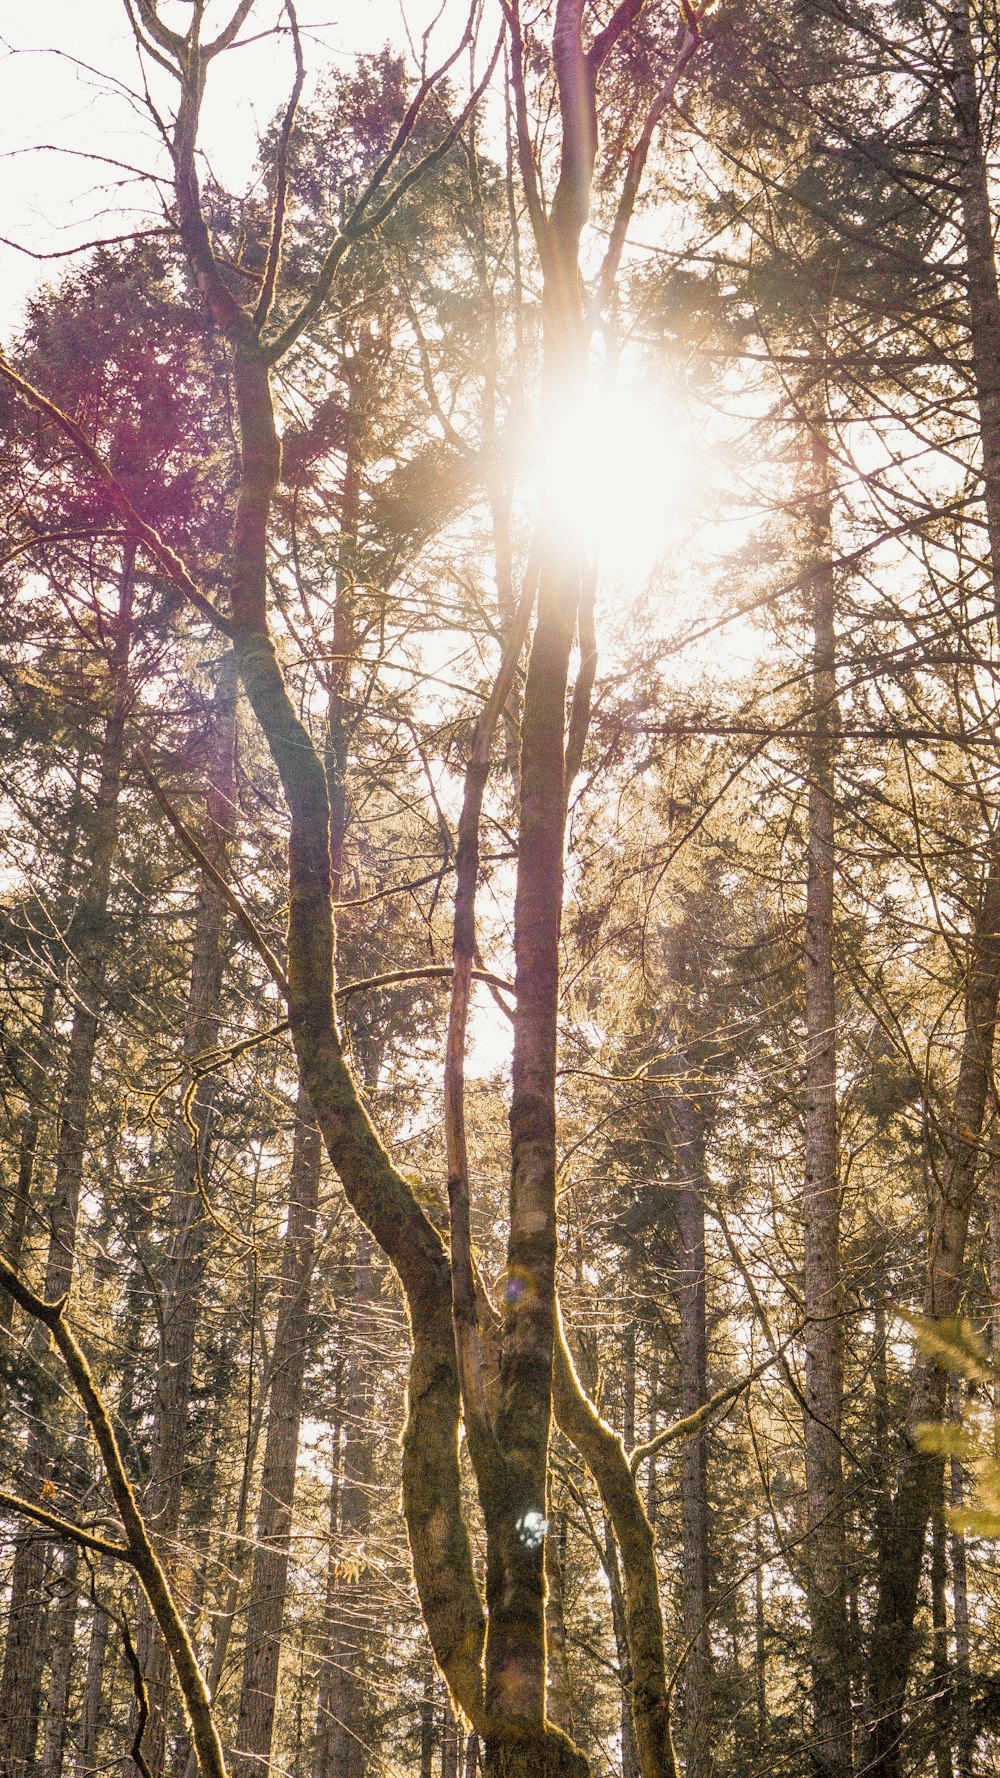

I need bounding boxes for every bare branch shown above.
[265,28,503,363]
[205,0,258,59]
[629,1334,801,1473]
[0,1253,229,1778]
[253,0,304,330]
[136,747,289,995]
[0,1490,132,1564]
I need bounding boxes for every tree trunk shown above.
[544,1508,572,1736]
[38,1542,80,1778]
[669,1095,712,1778]
[930,1501,954,1778]
[421,1664,436,1778]
[75,1563,111,1778]
[948,1379,973,1778]
[232,1095,322,1778]
[754,1520,767,1750]
[136,651,238,1775]
[316,1235,374,1778]
[801,428,852,1778]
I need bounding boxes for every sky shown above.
[0,0,481,335]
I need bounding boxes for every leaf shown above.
[899,1310,995,1384]
[913,1422,978,1463]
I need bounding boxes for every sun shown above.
[538,372,702,588]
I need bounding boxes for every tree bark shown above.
[232,1093,322,1778]
[38,1542,80,1778]
[75,1562,112,1778]
[948,1378,973,1778]
[315,1233,374,1778]
[136,650,239,1777]
[801,428,852,1778]
[668,1096,712,1778]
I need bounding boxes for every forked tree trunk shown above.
[153,10,694,1773]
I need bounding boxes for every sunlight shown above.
[538,373,702,587]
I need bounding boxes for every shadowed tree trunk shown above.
[930,1501,954,1778]
[75,1562,112,1778]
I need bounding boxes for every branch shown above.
[0,1490,132,1563]
[265,29,503,363]
[552,1301,677,1778]
[446,560,538,1471]
[119,1612,154,1778]
[628,1332,801,1474]
[586,0,649,70]
[592,11,706,320]
[0,354,231,637]
[501,0,551,264]
[132,0,184,58]
[205,0,257,58]
[136,748,289,994]
[253,0,304,330]
[0,1254,229,1778]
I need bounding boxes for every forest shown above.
[5,0,1000,1774]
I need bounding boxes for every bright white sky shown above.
[0,0,482,334]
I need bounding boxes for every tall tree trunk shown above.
[75,1562,112,1778]
[420,1664,436,1778]
[232,1094,322,1778]
[1,740,85,1352]
[930,1503,954,1778]
[38,1543,80,1778]
[544,1507,572,1736]
[605,1525,640,1778]
[316,1235,374,1778]
[754,1520,767,1751]
[865,6,1000,1766]
[0,541,134,1778]
[136,652,238,1775]
[948,1379,973,1778]
[669,1095,712,1778]
[801,429,852,1778]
